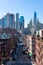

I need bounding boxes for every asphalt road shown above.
[6,61,32,65]
[6,42,32,65]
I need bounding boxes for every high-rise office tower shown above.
[31,12,37,34]
[0,19,3,28]
[2,18,4,28]
[4,13,15,28]
[19,16,24,33]
[9,13,15,28]
[16,13,19,32]
[4,15,7,28]
[0,18,4,28]
[33,12,37,25]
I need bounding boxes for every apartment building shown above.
[36,29,43,37]
[35,36,43,65]
[0,34,19,65]
[23,35,36,61]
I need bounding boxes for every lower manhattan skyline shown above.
[0,0,43,27]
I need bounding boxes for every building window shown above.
[42,31,43,36]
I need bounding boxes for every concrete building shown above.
[27,12,43,35]
[30,25,36,35]
[36,29,43,37]
[23,28,31,35]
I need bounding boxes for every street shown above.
[6,42,32,65]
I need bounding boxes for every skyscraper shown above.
[19,16,24,33]
[16,13,19,32]
[4,13,15,28]
[33,12,37,25]
[2,18,4,28]
[31,12,37,34]
[9,14,15,28]
[4,15,8,28]
[0,19,3,28]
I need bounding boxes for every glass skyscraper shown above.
[4,15,7,28]
[19,16,24,33]
[0,19,3,28]
[4,13,15,28]
[9,14,14,28]
[16,13,19,32]
[33,12,37,25]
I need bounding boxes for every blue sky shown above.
[0,0,43,27]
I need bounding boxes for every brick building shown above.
[23,35,36,61]
[35,36,43,65]
[0,33,19,65]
